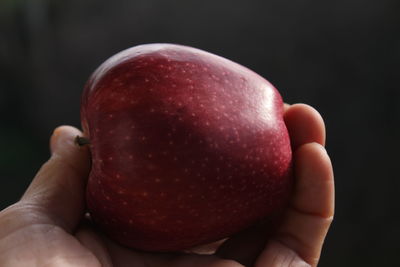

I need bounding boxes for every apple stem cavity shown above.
[75,135,91,146]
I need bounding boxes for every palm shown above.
[0,104,334,267]
[0,213,247,266]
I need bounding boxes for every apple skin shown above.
[81,43,293,252]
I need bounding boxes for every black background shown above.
[1,0,399,266]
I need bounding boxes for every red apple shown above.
[81,43,293,252]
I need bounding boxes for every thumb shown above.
[21,125,91,232]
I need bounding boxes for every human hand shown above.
[0,103,334,267]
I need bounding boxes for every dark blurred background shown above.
[1,0,399,266]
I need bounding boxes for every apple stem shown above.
[75,135,91,146]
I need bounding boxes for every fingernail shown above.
[314,141,328,156]
[50,126,78,155]
[50,128,62,155]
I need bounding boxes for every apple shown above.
[80,43,293,252]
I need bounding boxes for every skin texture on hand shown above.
[0,103,334,267]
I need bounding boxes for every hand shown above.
[0,103,334,267]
